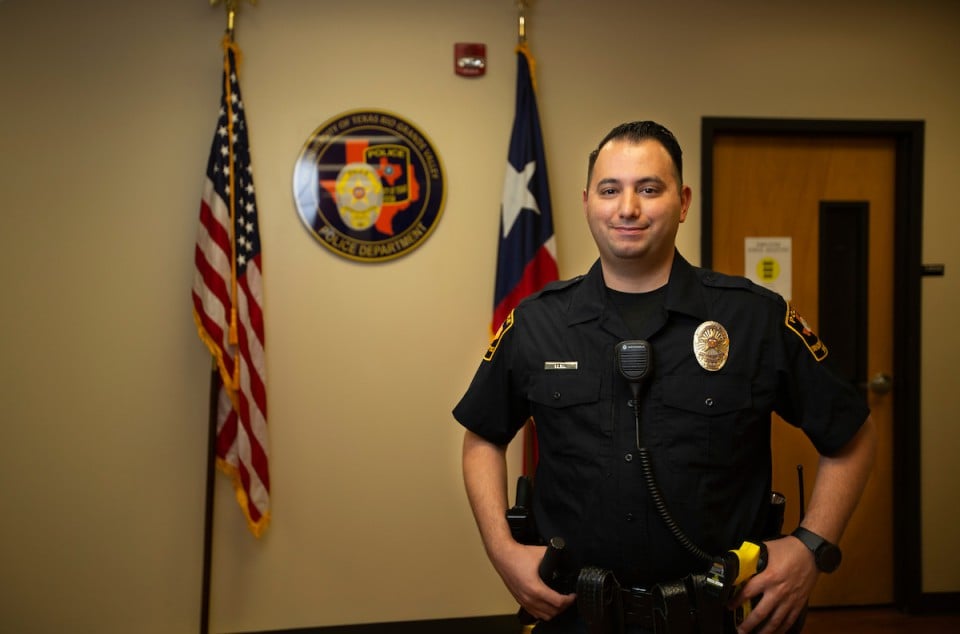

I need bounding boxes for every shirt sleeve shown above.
[452,309,531,446]
[774,301,870,456]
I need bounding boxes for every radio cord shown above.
[632,397,713,564]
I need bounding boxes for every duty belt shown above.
[576,567,727,634]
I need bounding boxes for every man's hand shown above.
[732,416,876,633]
[491,540,576,622]
[730,536,817,634]
[462,430,576,622]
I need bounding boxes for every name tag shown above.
[544,361,578,370]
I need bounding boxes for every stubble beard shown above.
[602,226,677,281]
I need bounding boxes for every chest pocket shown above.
[528,370,605,449]
[658,373,753,468]
[529,370,602,408]
[661,374,751,416]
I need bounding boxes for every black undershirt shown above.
[607,285,667,338]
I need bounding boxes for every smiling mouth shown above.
[613,224,650,233]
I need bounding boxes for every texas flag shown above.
[492,44,559,333]
[493,44,559,475]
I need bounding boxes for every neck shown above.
[601,250,675,293]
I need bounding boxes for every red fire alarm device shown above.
[454,43,486,77]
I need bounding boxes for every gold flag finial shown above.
[517,1,529,44]
[210,0,258,39]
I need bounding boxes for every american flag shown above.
[493,44,559,475]
[192,38,270,537]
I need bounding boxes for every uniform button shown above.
[552,391,561,400]
[625,453,634,462]
[705,397,715,407]
[625,513,635,522]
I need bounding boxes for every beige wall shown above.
[1,1,957,632]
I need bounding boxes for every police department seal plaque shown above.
[293,110,446,262]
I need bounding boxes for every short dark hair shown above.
[586,120,684,188]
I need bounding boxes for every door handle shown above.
[861,373,893,395]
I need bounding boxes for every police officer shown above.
[455,121,876,633]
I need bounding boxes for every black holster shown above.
[653,575,725,634]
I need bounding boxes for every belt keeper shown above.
[577,566,623,634]
[653,577,698,634]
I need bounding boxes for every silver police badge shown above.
[693,321,729,371]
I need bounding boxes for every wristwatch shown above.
[791,526,842,573]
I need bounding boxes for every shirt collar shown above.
[663,251,708,320]
[567,250,708,326]
[567,259,608,326]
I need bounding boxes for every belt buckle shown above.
[621,586,655,629]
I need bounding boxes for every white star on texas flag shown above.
[500,160,540,237]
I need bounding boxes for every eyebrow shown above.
[595,176,666,189]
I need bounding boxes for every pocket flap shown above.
[529,371,601,408]
[661,374,751,416]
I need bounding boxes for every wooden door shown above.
[710,134,895,606]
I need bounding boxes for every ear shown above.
[679,185,692,223]
[582,188,589,214]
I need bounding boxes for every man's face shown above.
[583,138,691,271]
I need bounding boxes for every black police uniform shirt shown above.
[453,251,869,587]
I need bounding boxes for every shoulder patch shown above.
[785,304,828,362]
[484,309,515,362]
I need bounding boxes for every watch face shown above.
[818,544,842,572]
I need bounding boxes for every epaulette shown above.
[701,269,826,361]
[700,270,783,303]
[484,276,585,362]
[527,275,584,299]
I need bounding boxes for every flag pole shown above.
[199,7,258,634]
[517,0,527,44]
[199,11,231,633]
[200,365,220,634]
[497,0,557,479]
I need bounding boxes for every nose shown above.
[619,190,641,218]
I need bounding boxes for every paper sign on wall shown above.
[745,237,792,300]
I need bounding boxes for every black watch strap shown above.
[791,526,842,573]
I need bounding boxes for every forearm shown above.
[736,416,877,633]
[462,429,513,559]
[461,428,575,620]
[800,415,877,542]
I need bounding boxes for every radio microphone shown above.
[618,339,653,460]
[616,340,652,396]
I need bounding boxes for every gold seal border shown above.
[292,108,447,263]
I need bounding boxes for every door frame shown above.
[700,117,925,611]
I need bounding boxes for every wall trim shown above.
[917,592,960,613]
[229,614,521,634]
[227,601,960,633]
